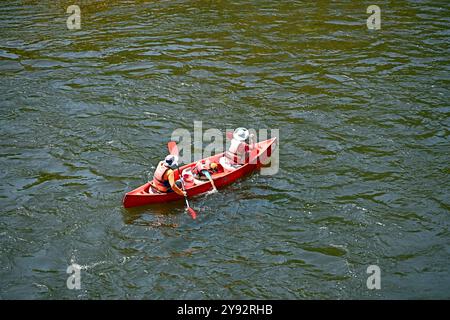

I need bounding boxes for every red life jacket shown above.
[151,161,171,192]
[225,139,249,164]
[194,159,210,174]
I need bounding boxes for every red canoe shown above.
[123,137,277,208]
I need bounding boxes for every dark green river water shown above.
[0,1,449,299]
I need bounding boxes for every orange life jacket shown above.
[151,161,172,192]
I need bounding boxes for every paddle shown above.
[202,170,217,192]
[168,142,197,219]
[177,166,197,219]
[168,141,179,156]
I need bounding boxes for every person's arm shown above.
[167,170,185,196]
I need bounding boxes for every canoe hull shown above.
[123,137,277,208]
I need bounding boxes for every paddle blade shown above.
[187,207,197,219]
[168,141,179,156]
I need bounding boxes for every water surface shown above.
[0,1,449,299]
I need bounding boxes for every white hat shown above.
[164,155,178,168]
[233,127,249,141]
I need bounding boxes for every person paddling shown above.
[225,127,254,165]
[150,155,186,196]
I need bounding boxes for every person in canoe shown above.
[149,155,186,196]
[192,159,221,180]
[220,127,254,169]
